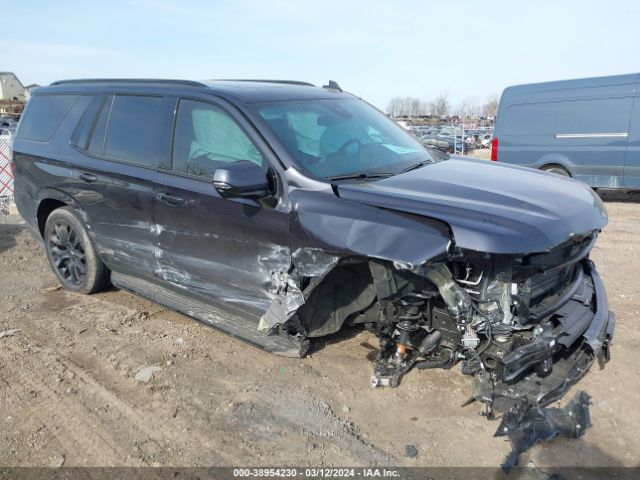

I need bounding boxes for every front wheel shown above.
[44,207,110,294]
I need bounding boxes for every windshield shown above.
[254,98,434,179]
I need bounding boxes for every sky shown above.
[3,0,640,110]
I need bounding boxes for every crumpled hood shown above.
[337,158,608,254]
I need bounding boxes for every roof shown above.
[503,72,639,97]
[204,80,348,102]
[0,72,24,88]
[41,78,351,103]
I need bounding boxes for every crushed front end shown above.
[367,232,614,468]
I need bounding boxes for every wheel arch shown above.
[535,153,573,176]
[35,188,89,237]
[540,162,572,177]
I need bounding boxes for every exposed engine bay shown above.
[368,233,610,395]
[280,232,614,469]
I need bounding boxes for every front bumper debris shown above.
[370,259,614,470]
[477,261,614,414]
[476,261,614,470]
[496,390,592,471]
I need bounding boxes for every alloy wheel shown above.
[48,221,87,286]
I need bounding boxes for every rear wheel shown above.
[44,207,110,294]
[541,164,570,177]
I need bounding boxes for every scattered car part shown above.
[496,390,592,471]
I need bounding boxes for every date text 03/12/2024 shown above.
[233,468,401,478]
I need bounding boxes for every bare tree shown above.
[409,98,421,117]
[482,94,500,118]
[400,97,412,116]
[456,96,480,118]
[389,91,491,118]
[386,97,402,117]
[421,100,433,116]
[432,91,450,117]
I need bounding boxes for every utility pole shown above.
[461,111,465,156]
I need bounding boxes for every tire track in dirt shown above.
[2,285,396,466]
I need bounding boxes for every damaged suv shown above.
[13,79,614,466]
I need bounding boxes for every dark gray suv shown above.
[12,79,614,468]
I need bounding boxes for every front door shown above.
[152,98,290,320]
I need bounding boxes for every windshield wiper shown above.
[327,172,394,181]
[400,159,434,173]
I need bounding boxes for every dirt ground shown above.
[0,197,639,469]
[466,147,492,160]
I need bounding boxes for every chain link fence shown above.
[0,136,14,198]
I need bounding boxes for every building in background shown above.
[24,84,41,101]
[0,72,26,115]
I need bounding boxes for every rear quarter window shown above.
[17,95,80,142]
[72,95,108,152]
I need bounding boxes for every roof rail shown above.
[50,78,208,88]
[212,79,315,87]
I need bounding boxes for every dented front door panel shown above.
[152,170,291,319]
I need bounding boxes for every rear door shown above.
[152,97,290,319]
[71,93,174,278]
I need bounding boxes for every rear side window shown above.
[104,95,164,165]
[17,95,80,141]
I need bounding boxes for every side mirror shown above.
[213,161,270,199]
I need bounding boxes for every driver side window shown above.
[172,99,263,177]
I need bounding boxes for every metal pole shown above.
[454,122,457,154]
[461,113,465,156]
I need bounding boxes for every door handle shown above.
[79,173,97,183]
[156,192,186,207]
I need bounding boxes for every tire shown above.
[44,206,110,294]
[541,165,570,177]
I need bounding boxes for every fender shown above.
[258,187,453,334]
[33,187,95,236]
[288,188,452,267]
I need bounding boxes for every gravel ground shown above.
[0,198,638,469]
[0,196,13,216]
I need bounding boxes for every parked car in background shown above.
[0,127,14,142]
[1,116,18,128]
[492,73,640,190]
[420,135,456,153]
[409,125,492,155]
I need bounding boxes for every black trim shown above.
[528,266,585,321]
[583,261,610,350]
[515,235,597,276]
[213,79,314,87]
[501,261,614,384]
